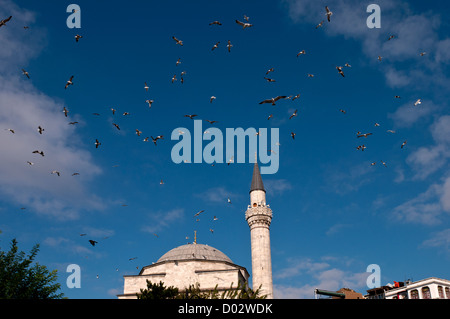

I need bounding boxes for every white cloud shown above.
[141,208,185,234]
[392,178,450,225]
[420,228,450,253]
[0,1,104,220]
[283,0,450,90]
[273,256,368,299]
[388,100,439,128]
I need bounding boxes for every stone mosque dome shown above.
[157,243,233,264]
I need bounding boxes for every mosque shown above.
[117,162,274,299]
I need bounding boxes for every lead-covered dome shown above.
[157,244,233,263]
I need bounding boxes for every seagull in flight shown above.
[144,82,149,91]
[401,140,407,149]
[172,36,183,46]
[209,21,222,26]
[414,99,422,106]
[357,132,373,138]
[336,66,345,77]
[211,41,220,51]
[316,20,324,29]
[65,76,74,89]
[0,16,12,28]
[95,139,101,148]
[210,96,216,103]
[32,150,45,157]
[22,69,30,79]
[289,109,298,119]
[194,210,205,217]
[151,135,164,145]
[184,114,198,119]
[259,96,287,106]
[325,6,333,22]
[75,34,83,42]
[296,50,306,57]
[227,40,233,52]
[235,19,253,29]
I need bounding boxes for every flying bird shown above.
[75,34,83,42]
[88,240,98,247]
[296,50,306,57]
[95,139,101,148]
[210,96,216,103]
[37,126,44,135]
[68,121,78,125]
[145,99,154,108]
[211,41,220,51]
[113,123,120,130]
[0,16,12,28]
[325,6,333,22]
[316,20,324,29]
[356,145,367,151]
[259,96,287,105]
[264,77,276,82]
[414,99,422,106]
[209,21,222,26]
[204,120,218,124]
[144,82,149,91]
[194,210,205,217]
[336,66,345,77]
[63,107,69,117]
[135,129,142,136]
[51,170,61,176]
[235,19,253,29]
[401,140,407,149]
[32,150,44,157]
[65,76,74,89]
[357,132,373,138]
[227,40,233,52]
[5,128,15,134]
[172,36,183,46]
[184,114,198,119]
[265,68,274,75]
[291,132,296,140]
[289,109,298,119]
[171,74,177,83]
[151,135,164,145]
[22,69,30,79]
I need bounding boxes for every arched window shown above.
[437,286,444,299]
[422,286,431,299]
[445,287,450,299]
[410,289,419,299]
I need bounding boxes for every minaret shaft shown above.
[246,164,274,299]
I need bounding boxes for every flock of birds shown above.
[1,5,428,278]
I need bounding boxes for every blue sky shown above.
[0,0,449,299]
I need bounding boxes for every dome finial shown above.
[194,230,197,244]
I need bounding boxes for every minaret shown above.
[245,162,274,299]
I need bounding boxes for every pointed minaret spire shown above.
[250,161,265,193]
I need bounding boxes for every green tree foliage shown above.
[137,280,179,299]
[138,280,266,299]
[0,239,64,299]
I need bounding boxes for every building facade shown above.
[117,243,249,299]
[366,277,450,299]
